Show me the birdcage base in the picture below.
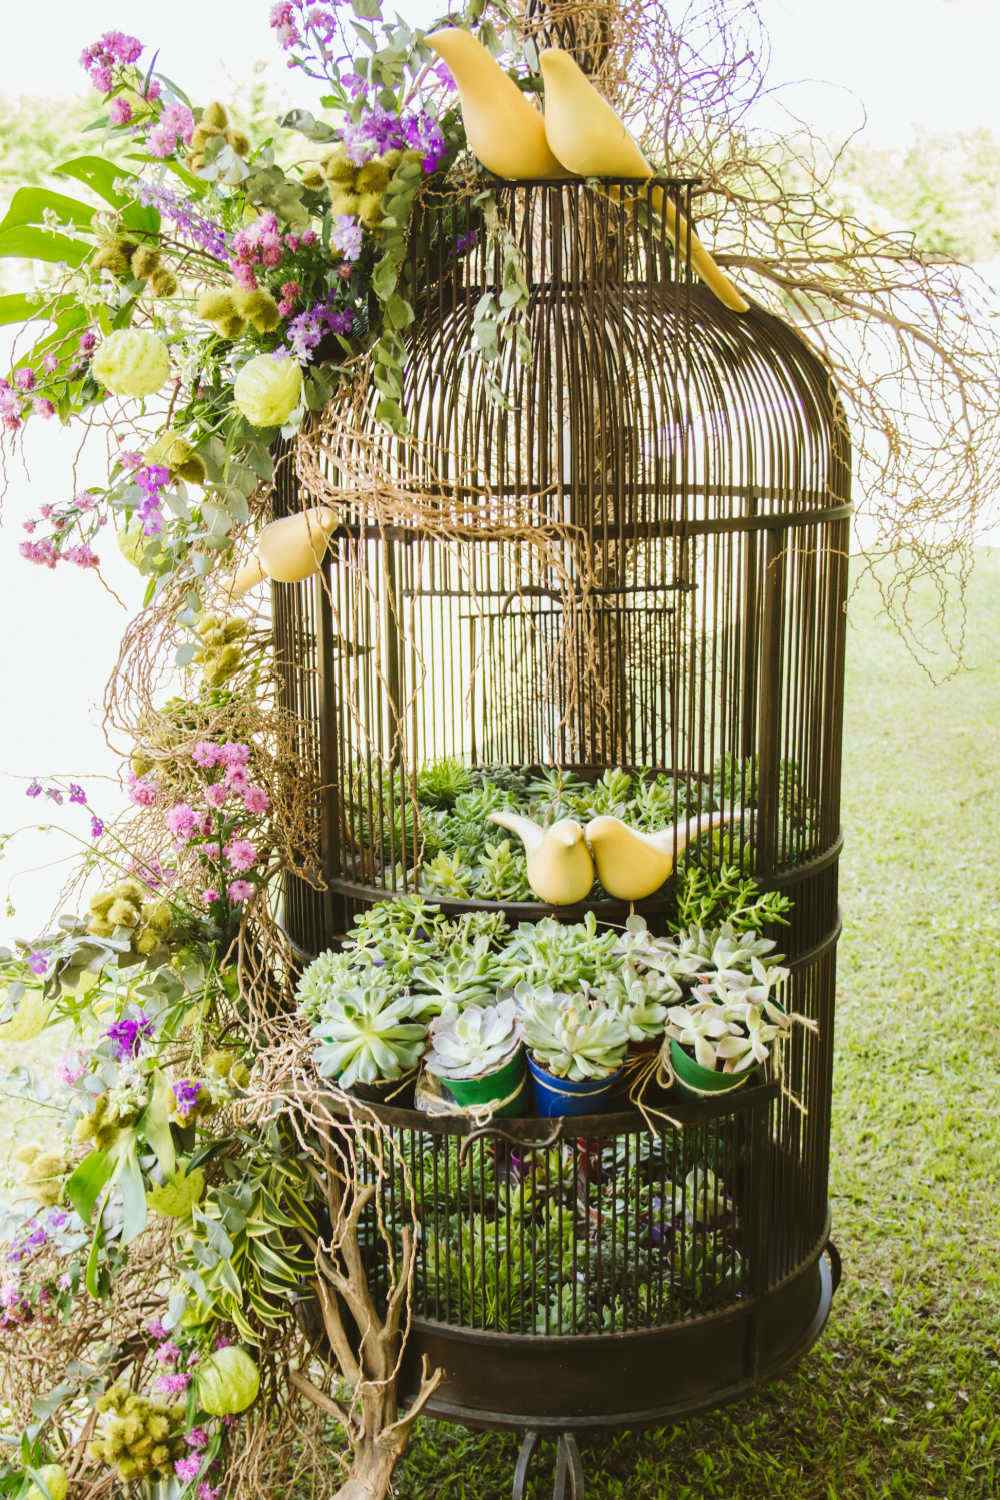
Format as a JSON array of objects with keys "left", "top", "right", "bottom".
[
  {"left": 512, "top": 1431, "right": 585, "bottom": 1500},
  {"left": 400, "top": 1239, "right": 839, "bottom": 1440}
]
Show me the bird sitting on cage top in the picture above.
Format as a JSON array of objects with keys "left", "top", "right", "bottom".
[
  {"left": 488, "top": 810, "right": 595, "bottom": 905},
  {"left": 226, "top": 505, "right": 338, "bottom": 600},
  {"left": 585, "top": 811, "right": 745, "bottom": 902}
]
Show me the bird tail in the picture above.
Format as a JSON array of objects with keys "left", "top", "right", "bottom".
[
  {"left": 225, "top": 556, "right": 266, "bottom": 602},
  {"left": 673, "top": 809, "right": 744, "bottom": 856},
  {"left": 647, "top": 185, "right": 749, "bottom": 313}
]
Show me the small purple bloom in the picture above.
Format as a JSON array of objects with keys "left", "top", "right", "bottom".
[
  {"left": 25, "top": 780, "right": 42, "bottom": 798},
  {"left": 27, "top": 951, "right": 49, "bottom": 976},
  {"left": 104, "top": 1010, "right": 155, "bottom": 1060},
  {"left": 68, "top": 783, "right": 87, "bottom": 805},
  {"left": 172, "top": 1079, "right": 202, "bottom": 1119},
  {"left": 90, "top": 815, "right": 104, "bottom": 839}
]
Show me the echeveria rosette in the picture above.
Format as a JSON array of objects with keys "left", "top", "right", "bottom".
[
  {"left": 665, "top": 1000, "right": 737, "bottom": 1071},
  {"left": 425, "top": 998, "right": 520, "bottom": 1081},
  {"left": 310, "top": 983, "right": 427, "bottom": 1088},
  {"left": 516, "top": 986, "right": 628, "bottom": 1081}
]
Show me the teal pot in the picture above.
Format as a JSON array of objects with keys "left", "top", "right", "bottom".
[
  {"left": 526, "top": 1052, "right": 624, "bottom": 1118},
  {"left": 436, "top": 1046, "right": 528, "bottom": 1119}
]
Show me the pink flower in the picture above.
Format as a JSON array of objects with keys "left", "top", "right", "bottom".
[
  {"left": 109, "top": 97, "right": 133, "bottom": 125},
  {"left": 156, "top": 1372, "right": 191, "bottom": 1395},
  {"left": 185, "top": 1427, "right": 209, "bottom": 1450},
  {"left": 57, "top": 1052, "right": 86, "bottom": 1087},
  {"left": 224, "top": 838, "right": 258, "bottom": 873},
  {"left": 174, "top": 1456, "right": 202, "bottom": 1482},
  {"left": 64, "top": 543, "right": 99, "bottom": 569},
  {"left": 227, "top": 879, "right": 254, "bottom": 903},
  {"left": 78, "top": 331, "right": 97, "bottom": 353},
  {"left": 14, "top": 367, "right": 35, "bottom": 391},
  {"left": 90, "top": 816, "right": 105, "bottom": 838},
  {"left": 128, "top": 771, "right": 158, "bottom": 807},
  {"left": 224, "top": 769, "right": 250, "bottom": 797},
  {"left": 201, "top": 888, "right": 220, "bottom": 905},
  {"left": 198, "top": 1486, "right": 221, "bottom": 1500},
  {"left": 149, "top": 102, "right": 194, "bottom": 159},
  {"left": 27, "top": 951, "right": 49, "bottom": 976},
  {"left": 156, "top": 1340, "right": 182, "bottom": 1364},
  {"left": 41, "top": 353, "right": 59, "bottom": 373},
  {"left": 200, "top": 842, "right": 221, "bottom": 862},
  {"left": 33, "top": 398, "right": 55, "bottom": 420},
  {"left": 242, "top": 784, "right": 270, "bottom": 814},
  {"left": 192, "top": 740, "right": 222, "bottom": 768},
  {"left": 205, "top": 782, "right": 229, "bottom": 809},
  {"left": 221, "top": 741, "right": 250, "bottom": 769},
  {"left": 165, "top": 802, "right": 198, "bottom": 842},
  {"left": 232, "top": 262, "right": 257, "bottom": 291},
  {"left": 147, "top": 1317, "right": 169, "bottom": 1339}
]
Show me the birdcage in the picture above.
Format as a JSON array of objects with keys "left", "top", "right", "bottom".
[{"left": 271, "top": 159, "right": 848, "bottom": 1493}]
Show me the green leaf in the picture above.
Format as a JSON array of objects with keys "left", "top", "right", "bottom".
[
  {"left": 138, "top": 1070, "right": 176, "bottom": 1177},
  {"left": 85, "top": 1209, "right": 106, "bottom": 1298},
  {"left": 115, "top": 1140, "right": 148, "bottom": 1245},
  {"left": 352, "top": 0, "right": 382, "bottom": 18},
  {"left": 54, "top": 155, "right": 132, "bottom": 208},
  {"left": 65, "top": 1149, "right": 115, "bottom": 1222},
  {"left": 0, "top": 225, "right": 88, "bottom": 267},
  {"left": 0, "top": 186, "right": 95, "bottom": 235},
  {"left": 148, "top": 1165, "right": 205, "bottom": 1218},
  {"left": 278, "top": 109, "right": 338, "bottom": 143},
  {"left": 384, "top": 293, "right": 414, "bottom": 330}
]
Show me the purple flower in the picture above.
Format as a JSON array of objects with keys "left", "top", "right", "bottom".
[
  {"left": 404, "top": 112, "right": 446, "bottom": 174},
  {"left": 25, "top": 780, "right": 42, "bottom": 798},
  {"left": 175, "top": 1456, "right": 202, "bottom": 1483},
  {"left": 227, "top": 879, "right": 255, "bottom": 904},
  {"left": 27, "top": 951, "right": 49, "bottom": 976},
  {"left": 104, "top": 1010, "right": 155, "bottom": 1061},
  {"left": 45, "top": 787, "right": 64, "bottom": 805},
  {"left": 331, "top": 215, "right": 363, "bottom": 262},
  {"left": 136, "top": 181, "right": 228, "bottom": 261},
  {"left": 342, "top": 71, "right": 367, "bottom": 100},
  {"left": 68, "top": 783, "right": 87, "bottom": 805},
  {"left": 454, "top": 229, "right": 478, "bottom": 256},
  {"left": 90, "top": 816, "right": 105, "bottom": 839},
  {"left": 172, "top": 1079, "right": 202, "bottom": 1119},
  {"left": 155, "top": 1339, "right": 182, "bottom": 1364},
  {"left": 185, "top": 1427, "right": 209, "bottom": 1450}
]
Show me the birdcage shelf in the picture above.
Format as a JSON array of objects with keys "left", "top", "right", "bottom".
[{"left": 274, "top": 161, "right": 848, "bottom": 1496}]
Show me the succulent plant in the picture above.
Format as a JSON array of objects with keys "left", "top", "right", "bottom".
[
  {"left": 416, "top": 756, "right": 473, "bottom": 808},
  {"left": 310, "top": 982, "right": 427, "bottom": 1088},
  {"left": 498, "top": 912, "right": 619, "bottom": 991},
  {"left": 296, "top": 946, "right": 399, "bottom": 1019},
  {"left": 425, "top": 998, "right": 520, "bottom": 1080},
  {"left": 419, "top": 850, "right": 473, "bottom": 899},
  {"left": 598, "top": 965, "right": 674, "bottom": 1042},
  {"left": 664, "top": 1000, "right": 737, "bottom": 1070},
  {"left": 474, "top": 837, "right": 532, "bottom": 900},
  {"left": 669, "top": 955, "right": 791, "bottom": 1073},
  {"left": 517, "top": 986, "right": 628, "bottom": 1080},
  {"left": 412, "top": 938, "right": 502, "bottom": 1014}
]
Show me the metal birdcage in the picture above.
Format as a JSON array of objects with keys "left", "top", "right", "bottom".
[{"left": 272, "top": 170, "right": 848, "bottom": 1494}]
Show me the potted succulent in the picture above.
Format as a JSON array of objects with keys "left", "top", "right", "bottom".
[
  {"left": 517, "top": 986, "right": 629, "bottom": 1117},
  {"left": 597, "top": 962, "right": 679, "bottom": 1057},
  {"left": 666, "top": 955, "right": 791, "bottom": 1097},
  {"left": 424, "top": 998, "right": 527, "bottom": 1117},
  {"left": 309, "top": 980, "right": 427, "bottom": 1102}
]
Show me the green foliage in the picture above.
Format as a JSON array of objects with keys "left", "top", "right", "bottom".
[{"left": 671, "top": 864, "right": 792, "bottom": 935}]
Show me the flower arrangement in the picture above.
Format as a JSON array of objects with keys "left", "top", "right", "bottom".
[{"left": 1, "top": 6, "right": 506, "bottom": 604}]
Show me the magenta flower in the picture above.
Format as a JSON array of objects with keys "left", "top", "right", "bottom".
[
  {"left": 198, "top": 1484, "right": 222, "bottom": 1500},
  {"left": 172, "top": 1079, "right": 202, "bottom": 1119},
  {"left": 104, "top": 1010, "right": 155, "bottom": 1060},
  {"left": 155, "top": 1340, "right": 182, "bottom": 1365},
  {"left": 27, "top": 951, "right": 49, "bottom": 976},
  {"left": 109, "top": 96, "right": 133, "bottom": 125},
  {"left": 227, "top": 879, "right": 255, "bottom": 904},
  {"left": 14, "top": 367, "right": 35, "bottom": 392},
  {"left": 78, "top": 331, "right": 97, "bottom": 354},
  {"left": 41, "top": 353, "right": 59, "bottom": 374},
  {"left": 157, "top": 1372, "right": 192, "bottom": 1395},
  {"left": 80, "top": 31, "right": 143, "bottom": 93},
  {"left": 25, "top": 780, "right": 42, "bottom": 798},
  {"left": 149, "top": 102, "right": 195, "bottom": 159},
  {"left": 201, "top": 888, "right": 221, "bottom": 905},
  {"left": 33, "top": 398, "right": 55, "bottom": 420},
  {"left": 90, "top": 816, "right": 104, "bottom": 838},
  {"left": 205, "top": 782, "right": 229, "bottom": 810},
  {"left": 128, "top": 771, "right": 159, "bottom": 807},
  {"left": 165, "top": 803, "right": 198, "bottom": 842},
  {"left": 147, "top": 1316, "right": 169, "bottom": 1339},
  {"left": 68, "top": 783, "right": 87, "bottom": 805},
  {"left": 175, "top": 1456, "right": 202, "bottom": 1483},
  {"left": 192, "top": 740, "right": 222, "bottom": 769},
  {"left": 242, "top": 784, "right": 270, "bottom": 814},
  {"left": 224, "top": 838, "right": 258, "bottom": 873},
  {"left": 221, "top": 742, "right": 250, "bottom": 770},
  {"left": 185, "top": 1427, "right": 209, "bottom": 1450}
]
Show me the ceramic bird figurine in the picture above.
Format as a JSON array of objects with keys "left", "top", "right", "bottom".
[
  {"left": 538, "top": 48, "right": 749, "bottom": 313},
  {"left": 488, "top": 811, "right": 595, "bottom": 905},
  {"left": 427, "top": 29, "right": 569, "bottom": 180},
  {"left": 227, "top": 506, "right": 338, "bottom": 600},
  {"left": 585, "top": 811, "right": 742, "bottom": 902}
]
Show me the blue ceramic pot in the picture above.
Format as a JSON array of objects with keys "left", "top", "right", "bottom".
[{"left": 526, "top": 1052, "right": 623, "bottom": 1118}]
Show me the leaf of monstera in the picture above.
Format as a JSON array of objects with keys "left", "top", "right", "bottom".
[
  {"left": 0, "top": 186, "right": 95, "bottom": 235},
  {"left": 0, "top": 225, "right": 89, "bottom": 267}
]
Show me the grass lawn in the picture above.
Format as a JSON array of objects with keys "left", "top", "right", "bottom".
[
  {"left": 2, "top": 557, "right": 997, "bottom": 1498},
  {"left": 394, "top": 553, "right": 1000, "bottom": 1499}
]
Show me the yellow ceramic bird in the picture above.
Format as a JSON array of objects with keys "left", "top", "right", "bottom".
[
  {"left": 538, "top": 48, "right": 749, "bottom": 313},
  {"left": 585, "top": 811, "right": 742, "bottom": 902},
  {"left": 427, "top": 29, "right": 568, "bottom": 180},
  {"left": 488, "top": 811, "right": 595, "bottom": 905},
  {"left": 227, "top": 506, "right": 338, "bottom": 600}
]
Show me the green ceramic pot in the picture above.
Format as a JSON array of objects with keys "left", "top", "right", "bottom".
[
  {"left": 437, "top": 1046, "right": 528, "bottom": 1118},
  {"left": 669, "top": 1038, "right": 754, "bottom": 1098}
]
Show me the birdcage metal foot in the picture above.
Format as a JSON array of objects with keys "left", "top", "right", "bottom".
[{"left": 512, "top": 1430, "right": 585, "bottom": 1500}]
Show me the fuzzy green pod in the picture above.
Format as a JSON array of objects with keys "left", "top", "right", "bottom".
[
  {"left": 144, "top": 430, "right": 206, "bottom": 485},
  {"left": 233, "top": 287, "right": 281, "bottom": 333},
  {"left": 196, "top": 1346, "right": 260, "bottom": 1415},
  {"left": 91, "top": 329, "right": 170, "bottom": 398},
  {"left": 149, "top": 267, "right": 178, "bottom": 299},
  {"left": 131, "top": 246, "right": 161, "bottom": 279},
  {"left": 27, "top": 1465, "right": 67, "bottom": 1500},
  {"left": 233, "top": 353, "right": 303, "bottom": 427}
]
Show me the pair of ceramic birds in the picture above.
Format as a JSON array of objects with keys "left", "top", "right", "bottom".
[
  {"left": 489, "top": 808, "right": 741, "bottom": 905},
  {"left": 428, "top": 29, "right": 748, "bottom": 315}
]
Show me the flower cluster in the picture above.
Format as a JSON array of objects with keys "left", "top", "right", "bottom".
[
  {"left": 229, "top": 210, "right": 317, "bottom": 290},
  {"left": 25, "top": 776, "right": 102, "bottom": 836},
  {"left": 135, "top": 180, "right": 229, "bottom": 260},
  {"left": 286, "top": 294, "right": 354, "bottom": 362},
  {"left": 342, "top": 105, "right": 446, "bottom": 174},
  {"left": 19, "top": 490, "right": 104, "bottom": 570},
  {"left": 149, "top": 102, "right": 196, "bottom": 159},
  {"left": 80, "top": 30, "right": 144, "bottom": 93}
]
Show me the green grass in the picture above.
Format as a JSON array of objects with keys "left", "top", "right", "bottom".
[
  {"left": 3, "top": 557, "right": 998, "bottom": 1497},
  {"left": 393, "top": 553, "right": 1000, "bottom": 1499}
]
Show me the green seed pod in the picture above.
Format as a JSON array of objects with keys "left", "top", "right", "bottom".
[
  {"left": 233, "top": 287, "right": 281, "bottom": 334},
  {"left": 141, "top": 899, "right": 173, "bottom": 933},
  {"left": 328, "top": 187, "right": 361, "bottom": 217},
  {"left": 227, "top": 128, "right": 251, "bottom": 157},
  {"left": 204, "top": 642, "right": 243, "bottom": 687},
  {"left": 355, "top": 158, "right": 391, "bottom": 193},
  {"left": 196, "top": 288, "right": 239, "bottom": 324},
  {"left": 216, "top": 311, "right": 246, "bottom": 341},
  {"left": 92, "top": 242, "right": 130, "bottom": 278},
  {"left": 144, "top": 431, "right": 206, "bottom": 485},
  {"left": 89, "top": 888, "right": 116, "bottom": 915},
  {"left": 301, "top": 164, "right": 325, "bottom": 190},
  {"left": 149, "top": 266, "right": 178, "bottom": 298},
  {"left": 131, "top": 245, "right": 162, "bottom": 279},
  {"left": 321, "top": 149, "right": 356, "bottom": 185},
  {"left": 357, "top": 190, "right": 384, "bottom": 226},
  {"left": 112, "top": 878, "right": 147, "bottom": 904},
  {"left": 202, "top": 99, "right": 229, "bottom": 130},
  {"left": 107, "top": 898, "right": 141, "bottom": 929}
]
